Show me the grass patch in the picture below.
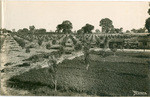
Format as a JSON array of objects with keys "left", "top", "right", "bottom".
[{"left": 6, "top": 51, "right": 150, "bottom": 96}]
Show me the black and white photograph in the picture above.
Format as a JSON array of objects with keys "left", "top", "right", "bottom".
[{"left": 0, "top": 1, "right": 150, "bottom": 96}]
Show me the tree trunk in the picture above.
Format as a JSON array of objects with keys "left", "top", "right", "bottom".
[
  {"left": 54, "top": 80, "right": 57, "bottom": 91},
  {"left": 86, "top": 64, "right": 89, "bottom": 70}
]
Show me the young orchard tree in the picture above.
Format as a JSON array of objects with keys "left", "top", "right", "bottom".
[
  {"left": 38, "top": 39, "right": 43, "bottom": 46},
  {"left": 83, "top": 43, "right": 90, "bottom": 70},
  {"left": 110, "top": 43, "right": 118, "bottom": 57},
  {"left": 47, "top": 55, "right": 58, "bottom": 91},
  {"left": 101, "top": 37, "right": 109, "bottom": 62},
  {"left": 25, "top": 47, "right": 30, "bottom": 53}
]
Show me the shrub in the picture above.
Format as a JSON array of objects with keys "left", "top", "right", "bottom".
[
  {"left": 46, "top": 43, "right": 51, "bottom": 49},
  {"left": 25, "top": 47, "right": 30, "bottom": 53},
  {"left": 74, "top": 43, "right": 82, "bottom": 51},
  {"left": 59, "top": 46, "right": 64, "bottom": 55},
  {"left": 109, "top": 43, "right": 118, "bottom": 56},
  {"left": 38, "top": 40, "right": 43, "bottom": 46},
  {"left": 52, "top": 40, "right": 57, "bottom": 45},
  {"left": 69, "top": 35, "right": 77, "bottom": 45}
]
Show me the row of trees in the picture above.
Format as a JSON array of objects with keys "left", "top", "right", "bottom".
[
  {"left": 0, "top": 28, "right": 12, "bottom": 34},
  {"left": 56, "top": 18, "right": 149, "bottom": 34},
  {"left": 2, "top": 7, "right": 150, "bottom": 35},
  {"left": 17, "top": 26, "right": 47, "bottom": 34},
  {"left": 57, "top": 18, "right": 124, "bottom": 34}
]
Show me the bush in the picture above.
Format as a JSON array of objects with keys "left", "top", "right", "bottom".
[
  {"left": 52, "top": 40, "right": 57, "bottom": 45},
  {"left": 25, "top": 47, "right": 30, "bottom": 53},
  {"left": 46, "top": 43, "right": 51, "bottom": 49},
  {"left": 38, "top": 40, "right": 43, "bottom": 46},
  {"left": 74, "top": 43, "right": 82, "bottom": 51},
  {"left": 59, "top": 46, "right": 64, "bottom": 54},
  {"left": 69, "top": 35, "right": 77, "bottom": 45}
]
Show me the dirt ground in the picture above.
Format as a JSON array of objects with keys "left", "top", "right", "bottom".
[
  {"left": 0, "top": 35, "right": 83, "bottom": 95},
  {"left": 1, "top": 35, "right": 150, "bottom": 96}
]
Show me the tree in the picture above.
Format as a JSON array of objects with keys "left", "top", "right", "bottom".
[
  {"left": 109, "top": 28, "right": 116, "bottom": 33},
  {"left": 38, "top": 39, "right": 43, "bottom": 46},
  {"left": 95, "top": 29, "right": 100, "bottom": 33},
  {"left": 77, "top": 29, "right": 84, "bottom": 34},
  {"left": 120, "top": 27, "right": 123, "bottom": 33},
  {"left": 114, "top": 27, "right": 123, "bottom": 33},
  {"left": 52, "top": 40, "right": 57, "bottom": 45},
  {"left": 145, "top": 18, "right": 150, "bottom": 33},
  {"left": 56, "top": 24, "right": 63, "bottom": 33},
  {"left": 131, "top": 29, "right": 137, "bottom": 33},
  {"left": 145, "top": 4, "right": 150, "bottom": 33},
  {"left": 74, "top": 43, "right": 82, "bottom": 51},
  {"left": 110, "top": 43, "right": 117, "bottom": 57},
  {"left": 17, "top": 29, "right": 23, "bottom": 33},
  {"left": 148, "top": 8, "right": 150, "bottom": 15},
  {"left": 46, "top": 43, "right": 51, "bottom": 50},
  {"left": 29, "top": 25, "right": 35, "bottom": 33},
  {"left": 82, "top": 23, "right": 94, "bottom": 34},
  {"left": 22, "top": 28, "right": 29, "bottom": 33},
  {"left": 2, "top": 28, "right": 7, "bottom": 33},
  {"left": 0, "top": 28, "right": 2, "bottom": 34},
  {"left": 47, "top": 55, "right": 58, "bottom": 91},
  {"left": 36, "top": 28, "right": 46, "bottom": 33},
  {"left": 25, "top": 47, "right": 30, "bottom": 53},
  {"left": 115, "top": 28, "right": 120, "bottom": 33},
  {"left": 83, "top": 43, "right": 90, "bottom": 70},
  {"left": 56, "top": 20, "right": 73, "bottom": 34},
  {"left": 7, "top": 30, "right": 12, "bottom": 33},
  {"left": 101, "top": 36, "right": 109, "bottom": 62},
  {"left": 99, "top": 18, "right": 114, "bottom": 33},
  {"left": 12, "top": 29, "right": 16, "bottom": 32},
  {"left": 137, "top": 28, "right": 146, "bottom": 33},
  {"left": 126, "top": 30, "right": 130, "bottom": 33}
]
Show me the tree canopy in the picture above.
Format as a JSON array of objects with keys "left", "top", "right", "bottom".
[
  {"left": 99, "top": 18, "right": 114, "bottom": 33},
  {"left": 145, "top": 17, "right": 150, "bottom": 33},
  {"left": 56, "top": 20, "right": 73, "bottom": 34},
  {"left": 145, "top": 5, "right": 150, "bottom": 33},
  {"left": 82, "top": 23, "right": 94, "bottom": 34},
  {"left": 29, "top": 25, "right": 35, "bottom": 31}
]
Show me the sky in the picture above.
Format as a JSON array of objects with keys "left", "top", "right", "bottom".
[{"left": 2, "top": 1, "right": 149, "bottom": 32}]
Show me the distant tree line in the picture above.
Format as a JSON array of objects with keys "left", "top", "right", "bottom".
[{"left": 2, "top": 6, "right": 150, "bottom": 35}]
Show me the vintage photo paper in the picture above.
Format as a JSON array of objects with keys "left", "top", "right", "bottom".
[{"left": 0, "top": 1, "right": 150, "bottom": 96}]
